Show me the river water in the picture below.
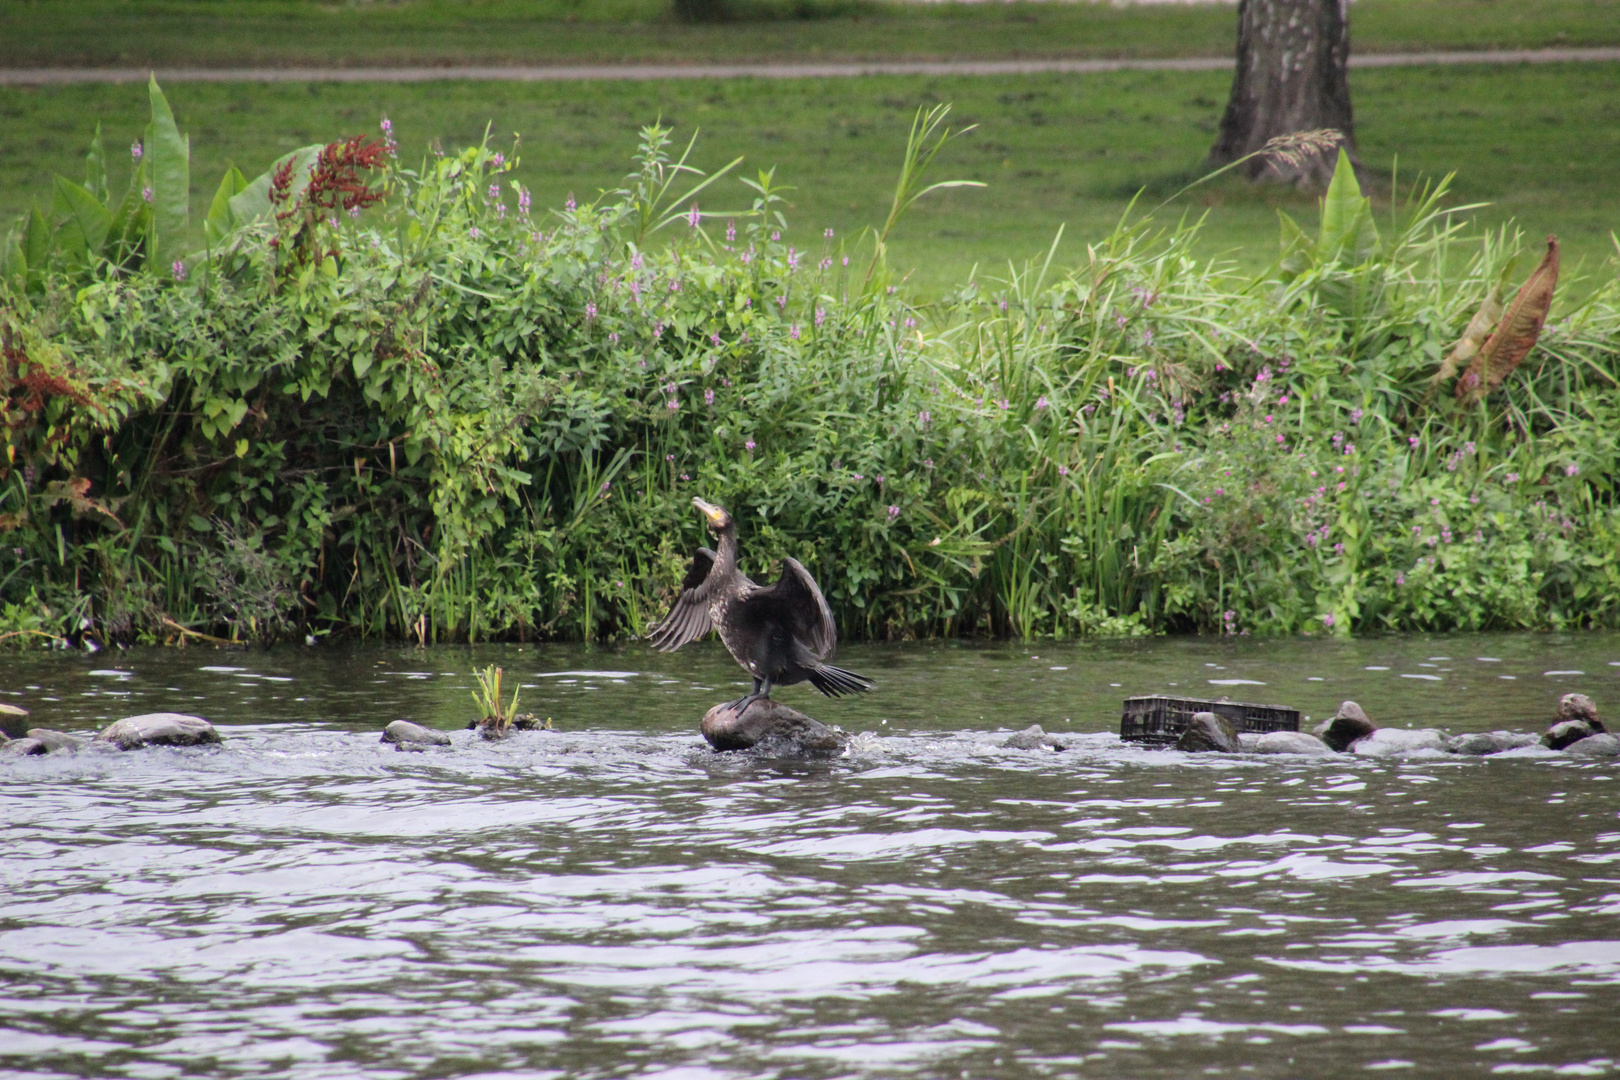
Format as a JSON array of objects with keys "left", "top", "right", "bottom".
[{"left": 3, "top": 632, "right": 1619, "bottom": 1079}]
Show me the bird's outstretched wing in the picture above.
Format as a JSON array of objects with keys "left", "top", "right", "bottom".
[
  {"left": 647, "top": 548, "right": 717, "bottom": 651},
  {"left": 735, "top": 556, "right": 837, "bottom": 660}
]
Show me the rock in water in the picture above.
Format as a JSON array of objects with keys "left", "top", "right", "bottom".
[
  {"left": 1003, "top": 724, "right": 1068, "bottom": 751},
  {"left": 1, "top": 737, "right": 47, "bottom": 757},
  {"left": 1557, "top": 693, "right": 1603, "bottom": 730},
  {"left": 26, "top": 729, "right": 84, "bottom": 753},
  {"left": 1542, "top": 719, "right": 1599, "bottom": 751},
  {"left": 97, "top": 713, "right": 221, "bottom": 751},
  {"left": 1176, "top": 711, "right": 1240, "bottom": 753},
  {"left": 381, "top": 719, "right": 452, "bottom": 750},
  {"left": 0, "top": 703, "right": 29, "bottom": 740},
  {"left": 1446, "top": 731, "right": 1539, "bottom": 756},
  {"left": 1314, "top": 701, "right": 1376, "bottom": 752},
  {"left": 701, "top": 699, "right": 848, "bottom": 757},
  {"left": 1351, "top": 728, "right": 1446, "bottom": 756},
  {"left": 1566, "top": 733, "right": 1620, "bottom": 757},
  {"left": 1250, "top": 731, "right": 1334, "bottom": 755}
]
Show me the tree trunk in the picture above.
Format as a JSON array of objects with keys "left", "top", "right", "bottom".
[{"left": 1209, "top": 0, "right": 1357, "bottom": 188}]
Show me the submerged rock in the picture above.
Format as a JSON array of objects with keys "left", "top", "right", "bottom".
[
  {"left": 0, "top": 703, "right": 29, "bottom": 740},
  {"left": 97, "top": 713, "right": 221, "bottom": 751},
  {"left": 701, "top": 699, "right": 848, "bottom": 757},
  {"left": 1351, "top": 728, "right": 1447, "bottom": 756},
  {"left": 381, "top": 719, "right": 452, "bottom": 750},
  {"left": 1542, "top": 720, "right": 1600, "bottom": 752},
  {"left": 1314, "top": 701, "right": 1377, "bottom": 753},
  {"left": 1003, "top": 724, "right": 1069, "bottom": 751},
  {"left": 1250, "top": 730, "right": 1335, "bottom": 755},
  {"left": 1, "top": 737, "right": 47, "bottom": 757},
  {"left": 1176, "top": 711, "right": 1240, "bottom": 753},
  {"left": 26, "top": 729, "right": 84, "bottom": 753},
  {"left": 1566, "top": 733, "right": 1620, "bottom": 757},
  {"left": 1446, "top": 731, "right": 1539, "bottom": 756}
]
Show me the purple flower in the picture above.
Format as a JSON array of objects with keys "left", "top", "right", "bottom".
[
  {"left": 887, "top": 505, "right": 900, "bottom": 521},
  {"left": 1034, "top": 396, "right": 1049, "bottom": 410},
  {"left": 726, "top": 221, "right": 736, "bottom": 243},
  {"left": 1395, "top": 572, "right": 1405, "bottom": 586},
  {"left": 600, "top": 480, "right": 611, "bottom": 494},
  {"left": 142, "top": 186, "right": 153, "bottom": 203},
  {"left": 852, "top": 473, "right": 864, "bottom": 481},
  {"left": 565, "top": 195, "right": 576, "bottom": 212},
  {"left": 815, "top": 307, "right": 826, "bottom": 327},
  {"left": 824, "top": 228, "right": 834, "bottom": 239},
  {"left": 790, "top": 324, "right": 801, "bottom": 340},
  {"left": 710, "top": 332, "right": 722, "bottom": 347},
  {"left": 608, "top": 332, "right": 619, "bottom": 344},
  {"left": 469, "top": 226, "right": 480, "bottom": 238},
  {"left": 875, "top": 475, "right": 885, "bottom": 486},
  {"left": 1057, "top": 465, "right": 1069, "bottom": 476},
  {"left": 687, "top": 204, "right": 701, "bottom": 228},
  {"left": 131, "top": 140, "right": 143, "bottom": 162},
  {"left": 704, "top": 388, "right": 715, "bottom": 406},
  {"left": 1566, "top": 463, "right": 1580, "bottom": 477},
  {"left": 745, "top": 439, "right": 756, "bottom": 452},
  {"left": 585, "top": 302, "right": 597, "bottom": 321},
  {"left": 1350, "top": 407, "right": 1363, "bottom": 423},
  {"left": 170, "top": 259, "right": 186, "bottom": 282},
  {"left": 1409, "top": 436, "right": 1420, "bottom": 447},
  {"left": 667, "top": 398, "right": 680, "bottom": 413},
  {"left": 1321, "top": 613, "right": 1336, "bottom": 629},
  {"left": 518, "top": 188, "right": 531, "bottom": 214},
  {"left": 788, "top": 248, "right": 799, "bottom": 270},
  {"left": 487, "top": 183, "right": 500, "bottom": 201}
]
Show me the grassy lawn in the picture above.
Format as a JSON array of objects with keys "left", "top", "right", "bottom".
[
  {"left": 1, "top": 0, "right": 1617, "bottom": 69},
  {"left": 4, "top": 63, "right": 1617, "bottom": 294}
]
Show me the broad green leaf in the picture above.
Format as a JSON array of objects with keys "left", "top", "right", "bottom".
[
  {"left": 23, "top": 206, "right": 51, "bottom": 269},
  {"left": 52, "top": 176, "right": 113, "bottom": 260},
  {"left": 85, "top": 122, "right": 108, "bottom": 204},
  {"left": 1277, "top": 210, "right": 1312, "bottom": 280},
  {"left": 230, "top": 145, "right": 322, "bottom": 227},
  {"left": 204, "top": 165, "right": 249, "bottom": 246},
  {"left": 0, "top": 220, "right": 24, "bottom": 287},
  {"left": 143, "top": 75, "right": 190, "bottom": 268},
  {"left": 1316, "top": 149, "right": 1379, "bottom": 265}
]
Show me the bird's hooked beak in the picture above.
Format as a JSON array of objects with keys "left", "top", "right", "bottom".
[{"left": 692, "top": 497, "right": 730, "bottom": 530}]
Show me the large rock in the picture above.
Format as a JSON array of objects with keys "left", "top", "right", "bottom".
[
  {"left": 1565, "top": 733, "right": 1620, "bottom": 757},
  {"left": 1003, "top": 724, "right": 1069, "bottom": 751},
  {"left": 1351, "top": 728, "right": 1447, "bottom": 756},
  {"left": 0, "top": 737, "right": 47, "bottom": 757},
  {"left": 1314, "top": 701, "right": 1376, "bottom": 752},
  {"left": 1250, "top": 730, "right": 1335, "bottom": 755},
  {"left": 0, "top": 703, "right": 29, "bottom": 739},
  {"left": 1446, "top": 731, "right": 1539, "bottom": 756},
  {"left": 701, "top": 699, "right": 848, "bottom": 757},
  {"left": 1176, "top": 711, "right": 1240, "bottom": 753},
  {"left": 1557, "top": 693, "right": 1603, "bottom": 730},
  {"left": 96, "top": 713, "right": 221, "bottom": 751},
  {"left": 1542, "top": 719, "right": 1599, "bottom": 751},
  {"left": 381, "top": 719, "right": 451, "bottom": 750},
  {"left": 26, "top": 729, "right": 84, "bottom": 754}
]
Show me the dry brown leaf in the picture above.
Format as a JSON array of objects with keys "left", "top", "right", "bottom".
[
  {"left": 1434, "top": 286, "right": 1504, "bottom": 386},
  {"left": 1457, "top": 236, "right": 1560, "bottom": 403}
]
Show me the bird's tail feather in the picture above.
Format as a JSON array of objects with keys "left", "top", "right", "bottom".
[{"left": 807, "top": 663, "right": 874, "bottom": 698}]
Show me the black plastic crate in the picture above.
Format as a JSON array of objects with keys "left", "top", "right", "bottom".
[{"left": 1120, "top": 695, "right": 1301, "bottom": 747}]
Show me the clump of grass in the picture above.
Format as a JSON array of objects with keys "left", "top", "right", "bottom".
[{"left": 471, "top": 665, "right": 521, "bottom": 739}]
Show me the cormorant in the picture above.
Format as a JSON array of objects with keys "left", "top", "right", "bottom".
[{"left": 649, "top": 497, "right": 874, "bottom": 710}]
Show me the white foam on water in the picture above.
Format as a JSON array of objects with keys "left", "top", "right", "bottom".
[
  {"left": 1400, "top": 674, "right": 1442, "bottom": 681},
  {"left": 87, "top": 669, "right": 131, "bottom": 677},
  {"left": 537, "top": 670, "right": 641, "bottom": 679},
  {"left": 199, "top": 665, "right": 245, "bottom": 673},
  {"left": 1544, "top": 670, "right": 1584, "bottom": 676},
  {"left": 1209, "top": 679, "right": 1265, "bottom": 686},
  {"left": 1366, "top": 666, "right": 1389, "bottom": 671}
]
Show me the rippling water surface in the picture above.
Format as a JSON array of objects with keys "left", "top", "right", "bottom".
[{"left": 3, "top": 633, "right": 1620, "bottom": 1079}]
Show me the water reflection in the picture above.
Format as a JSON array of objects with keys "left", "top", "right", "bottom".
[{"left": 1, "top": 634, "right": 1618, "bottom": 1079}]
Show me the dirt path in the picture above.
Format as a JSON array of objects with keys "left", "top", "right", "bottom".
[{"left": 2, "top": 46, "right": 1617, "bottom": 85}]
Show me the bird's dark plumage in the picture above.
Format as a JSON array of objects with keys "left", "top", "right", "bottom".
[{"left": 648, "top": 498, "right": 873, "bottom": 710}]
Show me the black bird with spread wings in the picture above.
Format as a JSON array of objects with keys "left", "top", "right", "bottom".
[{"left": 648, "top": 497, "right": 873, "bottom": 711}]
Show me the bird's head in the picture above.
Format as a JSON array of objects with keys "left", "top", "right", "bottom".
[{"left": 692, "top": 497, "right": 733, "bottom": 533}]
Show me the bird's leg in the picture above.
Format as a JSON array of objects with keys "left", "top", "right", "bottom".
[{"left": 726, "top": 677, "right": 764, "bottom": 712}]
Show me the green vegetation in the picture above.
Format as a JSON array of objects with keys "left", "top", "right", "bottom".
[
  {"left": 3, "top": 0, "right": 1617, "bottom": 68},
  {"left": 3, "top": 63, "right": 1618, "bottom": 294},
  {"left": 2, "top": 84, "right": 1617, "bottom": 646}
]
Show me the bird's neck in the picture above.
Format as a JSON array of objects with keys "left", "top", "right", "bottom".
[{"left": 713, "top": 526, "right": 739, "bottom": 576}]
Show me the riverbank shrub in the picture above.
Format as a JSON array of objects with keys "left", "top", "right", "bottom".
[{"left": 2, "top": 84, "right": 1617, "bottom": 646}]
